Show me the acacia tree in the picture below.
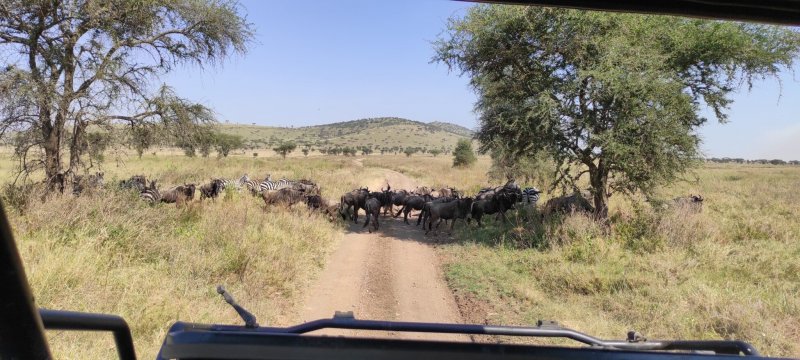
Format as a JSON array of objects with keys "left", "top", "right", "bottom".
[
  {"left": 0, "top": 0, "right": 252, "bottom": 190},
  {"left": 435, "top": 6, "right": 800, "bottom": 219},
  {"left": 214, "top": 133, "right": 244, "bottom": 157},
  {"left": 273, "top": 141, "right": 296, "bottom": 159}
]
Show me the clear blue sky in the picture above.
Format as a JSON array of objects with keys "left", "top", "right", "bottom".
[{"left": 163, "top": 0, "right": 800, "bottom": 160}]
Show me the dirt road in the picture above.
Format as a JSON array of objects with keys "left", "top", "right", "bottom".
[{"left": 298, "top": 166, "right": 468, "bottom": 341}]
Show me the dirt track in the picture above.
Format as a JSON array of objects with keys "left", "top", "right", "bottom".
[{"left": 298, "top": 166, "right": 468, "bottom": 341}]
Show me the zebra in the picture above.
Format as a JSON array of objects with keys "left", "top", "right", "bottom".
[
  {"left": 242, "top": 175, "right": 261, "bottom": 194},
  {"left": 259, "top": 177, "right": 292, "bottom": 192},
  {"left": 214, "top": 174, "right": 251, "bottom": 191},
  {"left": 140, "top": 180, "right": 161, "bottom": 203},
  {"left": 521, "top": 187, "right": 541, "bottom": 207}
]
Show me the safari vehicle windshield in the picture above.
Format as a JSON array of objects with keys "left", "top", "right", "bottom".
[{"left": 0, "top": 1, "right": 798, "bottom": 359}]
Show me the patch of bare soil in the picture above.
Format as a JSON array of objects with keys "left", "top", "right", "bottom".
[{"left": 296, "top": 169, "right": 469, "bottom": 341}]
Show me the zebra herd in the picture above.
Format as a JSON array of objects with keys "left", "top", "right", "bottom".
[
  {"left": 117, "top": 173, "right": 323, "bottom": 206},
  {"left": 212, "top": 174, "right": 301, "bottom": 194}
]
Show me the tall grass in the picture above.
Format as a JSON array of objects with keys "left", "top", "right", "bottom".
[
  {"left": 441, "top": 164, "right": 800, "bottom": 356},
  {"left": 4, "top": 151, "right": 799, "bottom": 358},
  {"left": 4, "top": 153, "right": 397, "bottom": 359}
]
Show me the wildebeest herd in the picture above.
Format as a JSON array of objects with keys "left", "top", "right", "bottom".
[
  {"left": 336, "top": 180, "right": 704, "bottom": 236},
  {"left": 338, "top": 180, "right": 543, "bottom": 235},
  {"left": 80, "top": 172, "right": 704, "bottom": 236}
]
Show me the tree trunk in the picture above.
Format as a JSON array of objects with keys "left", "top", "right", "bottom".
[
  {"left": 68, "top": 118, "right": 84, "bottom": 177},
  {"left": 589, "top": 160, "right": 610, "bottom": 220},
  {"left": 40, "top": 112, "right": 63, "bottom": 193}
]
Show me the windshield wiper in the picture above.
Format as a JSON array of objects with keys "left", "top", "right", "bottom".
[{"left": 216, "top": 285, "right": 259, "bottom": 328}]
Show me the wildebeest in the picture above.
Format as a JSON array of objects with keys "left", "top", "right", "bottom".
[
  {"left": 140, "top": 180, "right": 161, "bottom": 203},
  {"left": 469, "top": 191, "right": 518, "bottom": 227},
  {"left": 394, "top": 194, "right": 433, "bottom": 225},
  {"left": 541, "top": 193, "right": 594, "bottom": 217},
  {"left": 340, "top": 187, "right": 369, "bottom": 222},
  {"left": 160, "top": 184, "right": 196, "bottom": 204},
  {"left": 671, "top": 194, "right": 704, "bottom": 212},
  {"left": 420, "top": 196, "right": 458, "bottom": 230},
  {"left": 424, "top": 197, "right": 474, "bottom": 236},
  {"left": 262, "top": 188, "right": 306, "bottom": 208},
  {"left": 72, "top": 172, "right": 104, "bottom": 196},
  {"left": 293, "top": 179, "right": 321, "bottom": 195},
  {"left": 362, "top": 197, "right": 381, "bottom": 233},
  {"left": 200, "top": 179, "right": 224, "bottom": 200},
  {"left": 368, "top": 184, "right": 393, "bottom": 215},
  {"left": 476, "top": 179, "right": 522, "bottom": 205},
  {"left": 305, "top": 194, "right": 324, "bottom": 210},
  {"left": 388, "top": 189, "right": 409, "bottom": 215},
  {"left": 316, "top": 201, "right": 347, "bottom": 222},
  {"left": 120, "top": 175, "right": 147, "bottom": 192}
]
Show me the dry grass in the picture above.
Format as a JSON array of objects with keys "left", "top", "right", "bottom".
[
  {"left": 441, "top": 164, "right": 800, "bottom": 357},
  {"left": 3, "top": 153, "right": 400, "bottom": 359},
  {"left": 4, "top": 151, "right": 799, "bottom": 358}
]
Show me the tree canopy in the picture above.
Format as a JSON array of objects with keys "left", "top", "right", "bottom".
[
  {"left": 452, "top": 139, "right": 477, "bottom": 168},
  {"left": 435, "top": 5, "right": 800, "bottom": 218},
  {"left": 273, "top": 141, "right": 297, "bottom": 159},
  {"left": 215, "top": 133, "right": 245, "bottom": 157},
  {"left": 0, "top": 0, "right": 253, "bottom": 189}
]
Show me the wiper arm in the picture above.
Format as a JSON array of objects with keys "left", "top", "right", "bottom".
[{"left": 216, "top": 285, "right": 259, "bottom": 328}]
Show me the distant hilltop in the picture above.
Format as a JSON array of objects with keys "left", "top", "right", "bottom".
[{"left": 219, "top": 117, "right": 475, "bottom": 152}]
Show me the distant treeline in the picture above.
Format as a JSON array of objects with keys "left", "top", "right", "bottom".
[{"left": 705, "top": 158, "right": 800, "bottom": 165}]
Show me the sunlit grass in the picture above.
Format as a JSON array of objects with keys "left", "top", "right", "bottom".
[
  {"left": 440, "top": 164, "right": 800, "bottom": 356},
  {"left": 3, "top": 150, "right": 799, "bottom": 358}
]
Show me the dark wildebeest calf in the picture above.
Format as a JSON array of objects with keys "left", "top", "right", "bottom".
[
  {"left": 425, "top": 197, "right": 474, "bottom": 236},
  {"left": 362, "top": 197, "right": 381, "bottom": 233}
]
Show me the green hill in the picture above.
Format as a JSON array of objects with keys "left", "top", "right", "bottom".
[{"left": 219, "top": 117, "right": 474, "bottom": 152}]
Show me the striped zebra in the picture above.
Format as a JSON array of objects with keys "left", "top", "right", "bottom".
[
  {"left": 259, "top": 177, "right": 292, "bottom": 192},
  {"left": 521, "top": 187, "right": 541, "bottom": 207},
  {"left": 214, "top": 174, "right": 251, "bottom": 191},
  {"left": 242, "top": 175, "right": 261, "bottom": 194},
  {"left": 140, "top": 180, "right": 161, "bottom": 203}
]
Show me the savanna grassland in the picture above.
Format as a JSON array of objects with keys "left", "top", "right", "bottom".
[
  {"left": 440, "top": 164, "right": 800, "bottom": 356},
  {"left": 0, "top": 151, "right": 404, "bottom": 359},
  {"left": 2, "top": 150, "right": 799, "bottom": 358}
]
